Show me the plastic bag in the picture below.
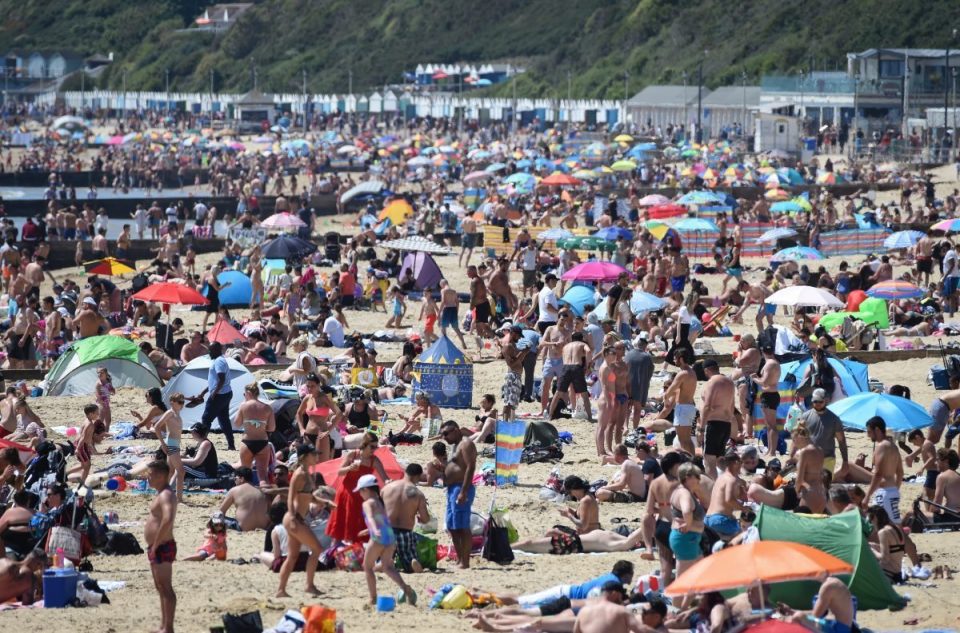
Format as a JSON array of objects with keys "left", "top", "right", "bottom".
[
  {"left": 333, "top": 542, "right": 364, "bottom": 572},
  {"left": 784, "top": 404, "right": 803, "bottom": 433}
]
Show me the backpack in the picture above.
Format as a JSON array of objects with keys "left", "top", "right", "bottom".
[
  {"left": 101, "top": 531, "right": 144, "bottom": 556},
  {"left": 947, "top": 355, "right": 960, "bottom": 380},
  {"left": 131, "top": 273, "right": 149, "bottom": 293}
]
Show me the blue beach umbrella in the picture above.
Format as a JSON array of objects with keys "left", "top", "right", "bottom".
[
  {"left": 629, "top": 291, "right": 667, "bottom": 315},
  {"left": 674, "top": 218, "right": 720, "bottom": 233},
  {"left": 883, "top": 230, "right": 925, "bottom": 249},
  {"left": 593, "top": 226, "right": 634, "bottom": 241},
  {"left": 559, "top": 285, "right": 597, "bottom": 317},
  {"left": 827, "top": 392, "right": 932, "bottom": 432}
]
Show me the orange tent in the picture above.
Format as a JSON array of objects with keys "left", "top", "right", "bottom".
[
  {"left": 206, "top": 319, "right": 247, "bottom": 346},
  {"left": 309, "top": 446, "right": 404, "bottom": 489},
  {"left": 665, "top": 541, "right": 852, "bottom": 596}
]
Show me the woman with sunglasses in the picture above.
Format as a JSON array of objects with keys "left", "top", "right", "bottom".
[
  {"left": 325, "top": 432, "right": 388, "bottom": 545},
  {"left": 295, "top": 374, "right": 342, "bottom": 463}
]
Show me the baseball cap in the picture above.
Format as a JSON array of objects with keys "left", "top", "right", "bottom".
[
  {"left": 83, "top": 296, "right": 97, "bottom": 306},
  {"left": 353, "top": 474, "right": 379, "bottom": 492},
  {"left": 767, "top": 458, "right": 782, "bottom": 471},
  {"left": 811, "top": 388, "right": 827, "bottom": 402}
]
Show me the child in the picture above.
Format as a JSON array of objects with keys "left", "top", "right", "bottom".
[
  {"left": 184, "top": 516, "right": 228, "bottom": 561},
  {"left": 355, "top": 474, "right": 417, "bottom": 606},
  {"left": 74, "top": 240, "right": 84, "bottom": 268},
  {"left": 153, "top": 392, "right": 185, "bottom": 501},
  {"left": 419, "top": 292, "right": 439, "bottom": 345},
  {"left": 384, "top": 286, "right": 406, "bottom": 330},
  {"left": 7, "top": 398, "right": 45, "bottom": 448},
  {"left": 72, "top": 404, "right": 104, "bottom": 485},
  {"left": 95, "top": 366, "right": 116, "bottom": 429}
]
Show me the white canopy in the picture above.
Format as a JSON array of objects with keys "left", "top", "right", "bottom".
[
  {"left": 379, "top": 235, "right": 452, "bottom": 254},
  {"left": 765, "top": 286, "right": 844, "bottom": 308}
]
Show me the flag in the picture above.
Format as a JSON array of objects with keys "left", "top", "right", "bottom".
[{"left": 495, "top": 420, "right": 525, "bottom": 486}]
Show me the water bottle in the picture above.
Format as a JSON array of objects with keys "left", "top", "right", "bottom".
[
  {"left": 429, "top": 584, "right": 454, "bottom": 609},
  {"left": 55, "top": 547, "right": 65, "bottom": 568}
]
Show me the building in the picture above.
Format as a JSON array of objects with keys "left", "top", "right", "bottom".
[
  {"left": 701, "top": 85, "right": 761, "bottom": 134},
  {"left": 759, "top": 72, "right": 855, "bottom": 131},
  {"left": 754, "top": 113, "right": 801, "bottom": 154},
  {"left": 195, "top": 3, "right": 253, "bottom": 32},
  {"left": 4, "top": 50, "right": 85, "bottom": 79},
  {"left": 412, "top": 62, "right": 524, "bottom": 86},
  {"left": 234, "top": 89, "right": 275, "bottom": 125},
  {"left": 626, "top": 84, "right": 705, "bottom": 130}
]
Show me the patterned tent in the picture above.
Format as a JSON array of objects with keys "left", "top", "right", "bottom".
[{"left": 411, "top": 335, "right": 473, "bottom": 408}]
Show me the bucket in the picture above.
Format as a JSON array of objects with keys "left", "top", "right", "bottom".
[
  {"left": 43, "top": 569, "right": 78, "bottom": 608},
  {"left": 376, "top": 595, "right": 395, "bottom": 612}
]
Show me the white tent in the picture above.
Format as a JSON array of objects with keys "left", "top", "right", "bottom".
[{"left": 162, "top": 355, "right": 254, "bottom": 430}]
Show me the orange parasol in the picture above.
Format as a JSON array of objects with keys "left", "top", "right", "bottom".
[
  {"left": 665, "top": 541, "right": 852, "bottom": 597},
  {"left": 206, "top": 318, "right": 247, "bottom": 346}
]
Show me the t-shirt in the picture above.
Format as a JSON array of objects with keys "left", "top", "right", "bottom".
[
  {"left": 519, "top": 329, "right": 540, "bottom": 354},
  {"left": 569, "top": 572, "right": 619, "bottom": 600},
  {"left": 208, "top": 355, "right": 232, "bottom": 395},
  {"left": 945, "top": 249, "right": 960, "bottom": 278},
  {"left": 340, "top": 272, "right": 357, "bottom": 296},
  {"left": 323, "top": 316, "right": 345, "bottom": 347},
  {"left": 194, "top": 202, "right": 208, "bottom": 222},
  {"left": 537, "top": 287, "right": 559, "bottom": 323},
  {"left": 641, "top": 457, "right": 663, "bottom": 478},
  {"left": 801, "top": 408, "right": 841, "bottom": 459},
  {"left": 521, "top": 247, "right": 537, "bottom": 271}
]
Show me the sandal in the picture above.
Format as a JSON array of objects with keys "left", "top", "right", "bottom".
[{"left": 610, "top": 517, "right": 628, "bottom": 524}]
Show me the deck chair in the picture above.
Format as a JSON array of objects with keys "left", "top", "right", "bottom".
[
  {"left": 700, "top": 304, "right": 731, "bottom": 337},
  {"left": 908, "top": 497, "right": 960, "bottom": 533}
]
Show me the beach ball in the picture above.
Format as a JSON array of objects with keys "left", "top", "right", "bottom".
[{"left": 65, "top": 427, "right": 78, "bottom": 437}]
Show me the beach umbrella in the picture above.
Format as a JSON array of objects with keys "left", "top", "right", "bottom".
[
  {"left": 647, "top": 203, "right": 687, "bottom": 219},
  {"left": 677, "top": 191, "right": 723, "bottom": 206},
  {"left": 613, "top": 134, "right": 634, "bottom": 143},
  {"left": 644, "top": 220, "right": 670, "bottom": 240},
  {"left": 866, "top": 280, "right": 923, "bottom": 300},
  {"left": 666, "top": 541, "right": 851, "bottom": 597},
  {"left": 261, "top": 235, "right": 317, "bottom": 259},
  {"left": 756, "top": 227, "right": 798, "bottom": 243},
  {"left": 827, "top": 392, "right": 932, "bottom": 432},
  {"left": 206, "top": 318, "right": 247, "bottom": 346},
  {"left": 572, "top": 169, "right": 598, "bottom": 181},
  {"left": 485, "top": 162, "right": 508, "bottom": 172},
  {"left": 816, "top": 171, "right": 837, "bottom": 185},
  {"left": 791, "top": 195, "right": 813, "bottom": 211},
  {"left": 765, "top": 188, "right": 790, "bottom": 200},
  {"left": 931, "top": 218, "right": 960, "bottom": 233},
  {"left": 504, "top": 172, "right": 537, "bottom": 188},
  {"left": 558, "top": 236, "right": 616, "bottom": 252},
  {"left": 742, "top": 622, "right": 811, "bottom": 633},
  {"left": 770, "top": 246, "right": 824, "bottom": 262},
  {"left": 638, "top": 194, "right": 671, "bottom": 207},
  {"left": 540, "top": 172, "right": 582, "bottom": 186},
  {"left": 770, "top": 201, "right": 804, "bottom": 214},
  {"left": 765, "top": 286, "right": 843, "bottom": 308},
  {"left": 559, "top": 285, "right": 597, "bottom": 317},
  {"left": 537, "top": 227, "right": 574, "bottom": 241},
  {"left": 260, "top": 212, "right": 306, "bottom": 230},
  {"left": 407, "top": 155, "right": 432, "bottom": 167},
  {"left": 84, "top": 257, "right": 136, "bottom": 276},
  {"left": 609, "top": 159, "right": 637, "bottom": 172},
  {"left": 883, "top": 230, "right": 925, "bottom": 249},
  {"left": 781, "top": 356, "right": 869, "bottom": 396},
  {"left": 463, "top": 170, "right": 492, "bottom": 183},
  {"left": 629, "top": 291, "right": 667, "bottom": 315},
  {"left": 593, "top": 226, "right": 634, "bottom": 241},
  {"left": 133, "top": 282, "right": 208, "bottom": 306},
  {"left": 560, "top": 261, "right": 631, "bottom": 282},
  {"left": 336, "top": 144, "right": 359, "bottom": 154},
  {"left": 379, "top": 199, "right": 415, "bottom": 225},
  {"left": 674, "top": 218, "right": 720, "bottom": 233}
]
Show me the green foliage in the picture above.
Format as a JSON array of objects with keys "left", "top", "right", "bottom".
[{"left": 0, "top": 0, "right": 959, "bottom": 97}]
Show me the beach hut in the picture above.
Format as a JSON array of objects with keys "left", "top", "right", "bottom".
[
  {"left": 398, "top": 251, "right": 443, "bottom": 290},
  {"left": 42, "top": 336, "right": 162, "bottom": 396},
  {"left": 411, "top": 335, "right": 472, "bottom": 409},
  {"left": 163, "top": 355, "right": 254, "bottom": 430}
]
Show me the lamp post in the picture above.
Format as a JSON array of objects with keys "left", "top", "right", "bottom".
[
  {"left": 947, "top": 29, "right": 957, "bottom": 150},
  {"left": 852, "top": 73, "right": 860, "bottom": 159},
  {"left": 623, "top": 70, "right": 629, "bottom": 129},
  {"left": 741, "top": 69, "right": 748, "bottom": 137},
  {"left": 165, "top": 68, "right": 170, "bottom": 112},
  {"left": 121, "top": 69, "right": 127, "bottom": 123},
  {"left": 302, "top": 68, "right": 308, "bottom": 134},
  {"left": 682, "top": 70, "right": 688, "bottom": 142},
  {"left": 799, "top": 69, "right": 805, "bottom": 132},
  {"left": 696, "top": 55, "right": 704, "bottom": 143}
]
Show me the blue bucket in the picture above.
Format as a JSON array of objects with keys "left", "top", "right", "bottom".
[
  {"left": 43, "top": 569, "right": 78, "bottom": 608},
  {"left": 376, "top": 594, "right": 396, "bottom": 612}
]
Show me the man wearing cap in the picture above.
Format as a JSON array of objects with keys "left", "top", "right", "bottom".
[
  {"left": 75, "top": 295, "right": 108, "bottom": 339},
  {"left": 801, "top": 388, "right": 847, "bottom": 476},
  {"left": 751, "top": 345, "right": 781, "bottom": 456},
  {"left": 626, "top": 336, "right": 654, "bottom": 429},
  {"left": 573, "top": 580, "right": 633, "bottom": 633},
  {"left": 700, "top": 359, "right": 736, "bottom": 478}
]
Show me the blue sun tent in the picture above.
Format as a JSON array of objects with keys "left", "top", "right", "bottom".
[
  {"left": 215, "top": 270, "right": 253, "bottom": 308},
  {"left": 411, "top": 335, "right": 473, "bottom": 408}
]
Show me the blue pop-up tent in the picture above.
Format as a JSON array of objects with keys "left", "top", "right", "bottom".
[{"left": 411, "top": 335, "right": 472, "bottom": 408}]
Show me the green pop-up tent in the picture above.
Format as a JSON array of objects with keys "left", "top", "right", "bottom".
[
  {"left": 755, "top": 506, "right": 905, "bottom": 610},
  {"left": 817, "top": 297, "right": 889, "bottom": 331}
]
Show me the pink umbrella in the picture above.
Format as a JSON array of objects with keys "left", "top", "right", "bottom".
[
  {"left": 560, "top": 261, "right": 632, "bottom": 282},
  {"left": 463, "top": 170, "right": 493, "bottom": 183},
  {"left": 107, "top": 135, "right": 124, "bottom": 145},
  {"left": 638, "top": 194, "right": 671, "bottom": 207},
  {"left": 260, "top": 212, "right": 306, "bottom": 230}
]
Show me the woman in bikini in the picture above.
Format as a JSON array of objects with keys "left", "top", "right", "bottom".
[
  {"left": 131, "top": 387, "right": 167, "bottom": 438},
  {"left": 867, "top": 505, "right": 907, "bottom": 584},
  {"left": 276, "top": 442, "right": 324, "bottom": 598},
  {"left": 235, "top": 383, "right": 276, "bottom": 485},
  {"left": 295, "top": 374, "right": 343, "bottom": 463},
  {"left": 153, "top": 392, "right": 185, "bottom": 501}
]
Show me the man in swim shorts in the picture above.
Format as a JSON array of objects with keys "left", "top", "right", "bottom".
[
  {"left": 663, "top": 348, "right": 698, "bottom": 455},
  {"left": 927, "top": 383, "right": 960, "bottom": 445},
  {"left": 700, "top": 359, "right": 736, "bottom": 478},
  {"left": 145, "top": 460, "right": 178, "bottom": 633},
  {"left": 865, "top": 417, "right": 903, "bottom": 523},
  {"left": 441, "top": 420, "right": 477, "bottom": 569}
]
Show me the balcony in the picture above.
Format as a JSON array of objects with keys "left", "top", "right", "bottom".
[{"left": 761, "top": 75, "right": 856, "bottom": 95}]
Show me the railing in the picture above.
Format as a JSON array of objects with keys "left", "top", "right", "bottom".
[{"left": 761, "top": 76, "right": 856, "bottom": 94}]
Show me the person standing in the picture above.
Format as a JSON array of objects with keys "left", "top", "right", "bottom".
[
  {"left": 145, "top": 460, "right": 178, "bottom": 633},
  {"left": 459, "top": 215, "right": 478, "bottom": 267},
  {"left": 189, "top": 342, "right": 235, "bottom": 451},
  {"left": 496, "top": 325, "right": 528, "bottom": 422},
  {"left": 801, "top": 388, "right": 848, "bottom": 476},
  {"left": 538, "top": 310, "right": 572, "bottom": 417},
  {"left": 536, "top": 273, "right": 560, "bottom": 334},
  {"left": 700, "top": 360, "right": 736, "bottom": 478},
  {"left": 438, "top": 279, "right": 467, "bottom": 349},
  {"left": 865, "top": 417, "right": 904, "bottom": 524},
  {"left": 326, "top": 433, "right": 389, "bottom": 544},
  {"left": 626, "top": 336, "right": 654, "bottom": 429},
  {"left": 704, "top": 452, "right": 746, "bottom": 541},
  {"left": 201, "top": 265, "right": 230, "bottom": 331},
  {"left": 382, "top": 463, "right": 431, "bottom": 574},
  {"left": 519, "top": 324, "right": 541, "bottom": 403},
  {"left": 751, "top": 346, "right": 781, "bottom": 455},
  {"left": 467, "top": 264, "right": 495, "bottom": 341},
  {"left": 943, "top": 241, "right": 960, "bottom": 317},
  {"left": 662, "top": 348, "right": 697, "bottom": 455},
  {"left": 440, "top": 420, "right": 477, "bottom": 569}
]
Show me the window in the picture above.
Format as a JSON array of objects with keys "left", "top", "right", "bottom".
[{"left": 879, "top": 60, "right": 904, "bottom": 78}]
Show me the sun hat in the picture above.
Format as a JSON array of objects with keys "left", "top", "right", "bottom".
[{"left": 353, "top": 473, "right": 379, "bottom": 492}]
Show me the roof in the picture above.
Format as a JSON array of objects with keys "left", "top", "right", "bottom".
[
  {"left": 702, "top": 86, "right": 761, "bottom": 107},
  {"left": 417, "top": 335, "right": 469, "bottom": 365},
  {"left": 6, "top": 49, "right": 83, "bottom": 60},
  {"left": 237, "top": 89, "right": 274, "bottom": 105},
  {"left": 627, "top": 85, "right": 708, "bottom": 107},
  {"left": 852, "top": 48, "right": 954, "bottom": 60}
]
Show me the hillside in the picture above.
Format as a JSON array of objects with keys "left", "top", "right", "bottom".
[{"left": 2, "top": 0, "right": 960, "bottom": 99}]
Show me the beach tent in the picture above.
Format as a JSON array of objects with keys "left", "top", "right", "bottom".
[
  {"left": 755, "top": 506, "right": 905, "bottom": 610},
  {"left": 213, "top": 270, "right": 252, "bottom": 308},
  {"left": 752, "top": 355, "right": 868, "bottom": 424},
  {"left": 398, "top": 251, "right": 443, "bottom": 290},
  {"left": 43, "top": 336, "right": 161, "bottom": 396},
  {"left": 559, "top": 284, "right": 598, "bottom": 316},
  {"left": 162, "top": 355, "right": 254, "bottom": 430},
  {"left": 817, "top": 297, "right": 889, "bottom": 331},
  {"left": 411, "top": 335, "right": 472, "bottom": 408},
  {"left": 311, "top": 447, "right": 403, "bottom": 488}
]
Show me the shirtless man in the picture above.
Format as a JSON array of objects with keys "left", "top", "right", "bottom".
[
  {"left": 732, "top": 279, "right": 774, "bottom": 331},
  {"left": 731, "top": 334, "right": 761, "bottom": 439},
  {"left": 440, "top": 420, "right": 477, "bottom": 569},
  {"left": 539, "top": 310, "right": 573, "bottom": 417},
  {"left": 218, "top": 466, "right": 270, "bottom": 531},
  {"left": 704, "top": 452, "right": 745, "bottom": 541},
  {"left": 437, "top": 279, "right": 467, "bottom": 348},
  {"left": 926, "top": 382, "right": 960, "bottom": 446},
  {"left": 382, "top": 463, "right": 431, "bottom": 573},
  {"left": 497, "top": 325, "right": 529, "bottom": 422},
  {"left": 572, "top": 582, "right": 635, "bottom": 633},
  {"left": 550, "top": 332, "right": 594, "bottom": 423},
  {"left": 0, "top": 548, "right": 46, "bottom": 604},
  {"left": 663, "top": 348, "right": 697, "bottom": 455},
  {"left": 865, "top": 417, "right": 904, "bottom": 524},
  {"left": 460, "top": 215, "right": 478, "bottom": 267},
  {"left": 612, "top": 342, "right": 630, "bottom": 447},
  {"left": 915, "top": 234, "right": 935, "bottom": 286},
  {"left": 489, "top": 258, "right": 517, "bottom": 317},
  {"left": 700, "top": 360, "right": 736, "bottom": 478},
  {"left": 23, "top": 255, "right": 45, "bottom": 300},
  {"left": 467, "top": 265, "right": 495, "bottom": 341},
  {"left": 145, "top": 460, "right": 178, "bottom": 633},
  {"left": 0, "top": 386, "right": 18, "bottom": 435},
  {"left": 641, "top": 452, "right": 685, "bottom": 582},
  {"left": 597, "top": 444, "right": 648, "bottom": 502},
  {"left": 932, "top": 448, "right": 960, "bottom": 520},
  {"left": 669, "top": 248, "right": 690, "bottom": 294},
  {"left": 752, "top": 346, "right": 781, "bottom": 456},
  {"left": 75, "top": 296, "right": 108, "bottom": 338}
]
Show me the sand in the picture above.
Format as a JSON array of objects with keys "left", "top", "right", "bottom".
[{"left": 5, "top": 165, "right": 960, "bottom": 632}]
